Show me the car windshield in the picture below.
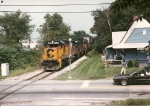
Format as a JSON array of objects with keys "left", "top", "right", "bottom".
[
  {"left": 130, "top": 70, "right": 139, "bottom": 76},
  {"left": 130, "top": 69, "right": 146, "bottom": 76}
]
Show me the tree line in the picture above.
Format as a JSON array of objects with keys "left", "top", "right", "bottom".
[
  {"left": 0, "top": 10, "right": 91, "bottom": 45},
  {"left": 90, "top": 0, "right": 150, "bottom": 53},
  {"left": 0, "top": 9, "right": 91, "bottom": 72}
]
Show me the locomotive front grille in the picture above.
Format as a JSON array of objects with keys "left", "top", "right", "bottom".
[{"left": 41, "top": 60, "right": 59, "bottom": 66}]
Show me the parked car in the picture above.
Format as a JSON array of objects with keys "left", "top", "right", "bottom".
[{"left": 113, "top": 69, "right": 150, "bottom": 86}]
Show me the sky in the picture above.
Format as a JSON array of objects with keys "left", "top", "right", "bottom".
[{"left": 0, "top": 0, "right": 115, "bottom": 41}]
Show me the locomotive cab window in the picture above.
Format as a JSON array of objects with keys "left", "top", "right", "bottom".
[{"left": 49, "top": 44, "right": 59, "bottom": 47}]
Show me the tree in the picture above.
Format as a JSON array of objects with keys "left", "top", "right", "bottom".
[
  {"left": 71, "top": 30, "right": 90, "bottom": 41},
  {"left": 90, "top": 9, "right": 112, "bottom": 53},
  {"left": 37, "top": 13, "right": 71, "bottom": 43},
  {"left": 0, "top": 10, "right": 35, "bottom": 45},
  {"left": 90, "top": 2, "right": 150, "bottom": 53},
  {"left": 110, "top": 0, "right": 150, "bottom": 18}
]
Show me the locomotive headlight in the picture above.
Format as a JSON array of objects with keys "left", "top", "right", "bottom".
[
  {"left": 69, "top": 38, "right": 72, "bottom": 42},
  {"left": 52, "top": 41, "right": 54, "bottom": 44}
]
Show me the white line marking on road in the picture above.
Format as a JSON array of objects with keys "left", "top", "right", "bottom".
[{"left": 80, "top": 80, "right": 90, "bottom": 88}]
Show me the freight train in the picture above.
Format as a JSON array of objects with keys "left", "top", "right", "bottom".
[{"left": 41, "top": 37, "right": 93, "bottom": 71}]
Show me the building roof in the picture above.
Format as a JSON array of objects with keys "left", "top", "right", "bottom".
[
  {"left": 113, "top": 43, "right": 147, "bottom": 50},
  {"left": 125, "top": 27, "right": 150, "bottom": 43},
  {"left": 113, "top": 18, "right": 150, "bottom": 49},
  {"left": 106, "top": 31, "right": 126, "bottom": 48},
  {"left": 112, "top": 31, "right": 126, "bottom": 45}
]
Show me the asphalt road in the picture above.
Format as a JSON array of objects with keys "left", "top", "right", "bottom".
[{"left": 0, "top": 78, "right": 150, "bottom": 106}]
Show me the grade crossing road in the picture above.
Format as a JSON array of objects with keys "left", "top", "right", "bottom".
[{"left": 0, "top": 79, "right": 150, "bottom": 106}]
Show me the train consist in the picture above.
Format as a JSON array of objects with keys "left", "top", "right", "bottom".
[{"left": 41, "top": 37, "right": 93, "bottom": 71}]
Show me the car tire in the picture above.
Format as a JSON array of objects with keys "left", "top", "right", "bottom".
[{"left": 121, "top": 79, "right": 127, "bottom": 86}]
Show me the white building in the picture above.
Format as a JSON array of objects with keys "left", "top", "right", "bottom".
[{"left": 22, "top": 40, "right": 40, "bottom": 50}]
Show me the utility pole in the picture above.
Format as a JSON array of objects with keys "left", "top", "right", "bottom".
[
  {"left": 46, "top": 23, "right": 49, "bottom": 41},
  {"left": 46, "top": 23, "right": 53, "bottom": 41}
]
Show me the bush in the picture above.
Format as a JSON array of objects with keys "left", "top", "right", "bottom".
[
  {"left": 134, "top": 57, "right": 139, "bottom": 67},
  {"left": 127, "top": 60, "right": 133, "bottom": 68},
  {"left": 0, "top": 45, "right": 41, "bottom": 71}
]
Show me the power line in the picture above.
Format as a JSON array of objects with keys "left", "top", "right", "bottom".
[
  {"left": 0, "top": 10, "right": 110, "bottom": 13},
  {"left": 0, "top": 11, "right": 91, "bottom": 13},
  {"left": 0, "top": 3, "right": 111, "bottom": 6}
]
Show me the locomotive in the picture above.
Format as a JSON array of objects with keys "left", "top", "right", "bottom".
[{"left": 41, "top": 37, "right": 93, "bottom": 71}]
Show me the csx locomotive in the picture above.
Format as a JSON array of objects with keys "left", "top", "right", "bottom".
[{"left": 41, "top": 37, "right": 93, "bottom": 71}]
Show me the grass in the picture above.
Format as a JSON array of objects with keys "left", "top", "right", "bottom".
[
  {"left": 0, "top": 65, "right": 41, "bottom": 80},
  {"left": 109, "top": 98, "right": 150, "bottom": 106},
  {"left": 54, "top": 51, "right": 139, "bottom": 80}
]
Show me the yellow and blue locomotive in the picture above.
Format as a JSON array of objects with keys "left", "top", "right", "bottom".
[{"left": 41, "top": 37, "right": 93, "bottom": 71}]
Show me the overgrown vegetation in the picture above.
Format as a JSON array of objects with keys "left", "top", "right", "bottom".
[
  {"left": 0, "top": 45, "right": 41, "bottom": 78},
  {"left": 109, "top": 98, "right": 150, "bottom": 106}
]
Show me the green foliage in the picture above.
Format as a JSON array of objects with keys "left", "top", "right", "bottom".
[
  {"left": 37, "top": 13, "right": 71, "bottom": 43},
  {"left": 134, "top": 57, "right": 139, "bottom": 67},
  {"left": 127, "top": 60, "right": 133, "bottom": 68},
  {"left": 90, "top": 9, "right": 113, "bottom": 53},
  {"left": 91, "top": 2, "right": 150, "bottom": 53},
  {"left": 110, "top": 98, "right": 150, "bottom": 106},
  {"left": 71, "top": 30, "right": 91, "bottom": 41},
  {"left": 0, "top": 45, "right": 41, "bottom": 71},
  {"left": 0, "top": 10, "right": 35, "bottom": 45},
  {"left": 93, "top": 34, "right": 112, "bottom": 53},
  {"left": 110, "top": 0, "right": 150, "bottom": 18}
]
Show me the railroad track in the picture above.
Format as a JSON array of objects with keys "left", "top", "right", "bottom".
[{"left": 0, "top": 71, "right": 56, "bottom": 100}]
